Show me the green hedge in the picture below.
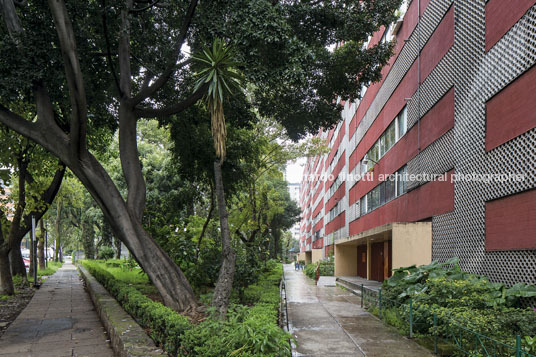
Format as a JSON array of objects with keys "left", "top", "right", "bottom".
[
  {"left": 304, "top": 263, "right": 334, "bottom": 279},
  {"left": 82, "top": 260, "right": 291, "bottom": 357},
  {"left": 82, "top": 261, "right": 191, "bottom": 356},
  {"left": 380, "top": 258, "right": 536, "bottom": 354}
]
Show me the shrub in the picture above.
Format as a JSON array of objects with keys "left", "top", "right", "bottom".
[
  {"left": 180, "top": 304, "right": 291, "bottom": 356},
  {"left": 97, "top": 246, "right": 115, "bottom": 260},
  {"left": 81, "top": 261, "right": 191, "bottom": 356},
  {"left": 181, "top": 262, "right": 291, "bottom": 356},
  {"left": 304, "top": 264, "right": 316, "bottom": 279},
  {"left": 318, "top": 264, "right": 334, "bottom": 276},
  {"left": 81, "top": 259, "right": 291, "bottom": 357},
  {"left": 379, "top": 258, "right": 536, "bottom": 354}
]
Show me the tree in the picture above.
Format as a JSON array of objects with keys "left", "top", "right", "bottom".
[
  {"left": 0, "top": 0, "right": 401, "bottom": 312},
  {"left": 193, "top": 38, "right": 243, "bottom": 316},
  {"left": 0, "top": 125, "right": 64, "bottom": 287},
  {"left": 0, "top": 213, "right": 13, "bottom": 295}
]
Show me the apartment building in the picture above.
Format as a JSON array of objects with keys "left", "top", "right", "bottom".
[{"left": 298, "top": 0, "right": 536, "bottom": 285}]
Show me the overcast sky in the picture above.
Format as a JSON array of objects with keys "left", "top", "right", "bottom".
[{"left": 285, "top": 157, "right": 306, "bottom": 184}]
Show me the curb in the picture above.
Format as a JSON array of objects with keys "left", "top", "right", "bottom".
[{"left": 77, "top": 265, "right": 167, "bottom": 357}]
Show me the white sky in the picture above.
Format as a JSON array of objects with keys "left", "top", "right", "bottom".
[{"left": 285, "top": 157, "right": 306, "bottom": 184}]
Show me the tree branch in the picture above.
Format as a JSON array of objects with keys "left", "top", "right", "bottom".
[
  {"left": 129, "top": 0, "right": 199, "bottom": 105},
  {"left": 100, "top": 0, "right": 121, "bottom": 96},
  {"left": 0, "top": 0, "right": 24, "bottom": 41},
  {"left": 118, "top": 0, "right": 133, "bottom": 99},
  {"left": 129, "top": 0, "right": 160, "bottom": 13},
  {"left": 0, "top": 105, "right": 64, "bottom": 158},
  {"left": 134, "top": 85, "right": 205, "bottom": 118},
  {"left": 13, "top": 163, "right": 66, "bottom": 245},
  {"left": 48, "top": 0, "right": 88, "bottom": 158}
]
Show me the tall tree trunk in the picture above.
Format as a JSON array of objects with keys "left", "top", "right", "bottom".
[
  {"left": 66, "top": 155, "right": 200, "bottom": 312},
  {"left": 38, "top": 219, "right": 45, "bottom": 270},
  {"left": 54, "top": 200, "right": 61, "bottom": 262},
  {"left": 81, "top": 217, "right": 95, "bottom": 259},
  {"left": 211, "top": 161, "right": 236, "bottom": 317},
  {"left": 0, "top": 218, "right": 14, "bottom": 295},
  {"left": 9, "top": 248, "right": 26, "bottom": 277},
  {"left": 114, "top": 237, "right": 121, "bottom": 259},
  {"left": 195, "top": 184, "right": 214, "bottom": 262},
  {"left": 8, "top": 165, "right": 64, "bottom": 279}
]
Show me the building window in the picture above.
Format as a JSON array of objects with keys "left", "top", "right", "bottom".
[
  {"left": 360, "top": 196, "right": 367, "bottom": 216},
  {"left": 359, "top": 165, "right": 408, "bottom": 217},
  {"left": 396, "top": 166, "right": 407, "bottom": 196},
  {"left": 396, "top": 106, "right": 407, "bottom": 139},
  {"left": 359, "top": 105, "right": 408, "bottom": 173},
  {"left": 314, "top": 230, "right": 320, "bottom": 242}
]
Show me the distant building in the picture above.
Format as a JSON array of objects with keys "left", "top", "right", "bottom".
[{"left": 287, "top": 183, "right": 301, "bottom": 240}]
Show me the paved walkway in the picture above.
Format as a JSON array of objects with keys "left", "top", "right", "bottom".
[
  {"left": 0, "top": 263, "right": 114, "bottom": 357},
  {"left": 284, "top": 265, "right": 433, "bottom": 357}
]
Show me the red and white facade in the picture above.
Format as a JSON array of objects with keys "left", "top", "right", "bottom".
[{"left": 299, "top": 0, "right": 536, "bottom": 285}]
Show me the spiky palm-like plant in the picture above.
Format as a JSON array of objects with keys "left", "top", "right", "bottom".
[
  {"left": 193, "top": 39, "right": 243, "bottom": 316},
  {"left": 193, "top": 38, "right": 242, "bottom": 163}
]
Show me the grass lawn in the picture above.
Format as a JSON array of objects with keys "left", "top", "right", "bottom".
[
  {"left": 27, "top": 261, "right": 64, "bottom": 284},
  {"left": 82, "top": 259, "right": 159, "bottom": 297}
]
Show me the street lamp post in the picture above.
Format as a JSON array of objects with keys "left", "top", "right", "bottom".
[{"left": 31, "top": 215, "right": 40, "bottom": 288}]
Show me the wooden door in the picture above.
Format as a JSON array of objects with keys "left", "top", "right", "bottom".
[
  {"left": 370, "top": 242, "right": 385, "bottom": 282},
  {"left": 357, "top": 245, "right": 367, "bottom": 278}
]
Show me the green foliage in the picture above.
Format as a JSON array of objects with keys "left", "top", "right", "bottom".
[
  {"left": 318, "top": 264, "right": 334, "bottom": 277},
  {"left": 82, "top": 260, "right": 291, "bottom": 357},
  {"left": 304, "top": 264, "right": 316, "bottom": 279},
  {"left": 181, "top": 262, "right": 291, "bottom": 356},
  {"left": 384, "top": 258, "right": 536, "bottom": 308},
  {"left": 180, "top": 304, "right": 290, "bottom": 357},
  {"left": 82, "top": 260, "right": 190, "bottom": 356},
  {"left": 379, "top": 258, "right": 536, "bottom": 354},
  {"left": 97, "top": 246, "right": 115, "bottom": 260},
  {"left": 36, "top": 261, "right": 63, "bottom": 278},
  {"left": 304, "top": 262, "right": 334, "bottom": 279}
]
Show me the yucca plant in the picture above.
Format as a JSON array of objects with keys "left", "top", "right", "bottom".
[
  {"left": 193, "top": 38, "right": 243, "bottom": 317},
  {"left": 192, "top": 38, "right": 242, "bottom": 163}
]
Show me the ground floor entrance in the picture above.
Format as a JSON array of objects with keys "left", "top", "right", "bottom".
[{"left": 334, "top": 222, "right": 432, "bottom": 281}]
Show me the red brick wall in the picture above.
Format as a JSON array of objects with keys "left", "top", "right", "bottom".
[
  {"left": 485, "top": 0, "right": 536, "bottom": 51},
  {"left": 485, "top": 189, "right": 536, "bottom": 251},
  {"left": 420, "top": 5, "right": 454, "bottom": 81},
  {"left": 349, "top": 171, "right": 454, "bottom": 236},
  {"left": 349, "top": 88, "right": 454, "bottom": 205},
  {"left": 486, "top": 64, "right": 536, "bottom": 151}
]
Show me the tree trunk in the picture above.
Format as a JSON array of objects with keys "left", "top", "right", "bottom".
[
  {"left": 0, "top": 247, "right": 14, "bottom": 295},
  {"left": 9, "top": 248, "right": 26, "bottom": 277},
  {"left": 63, "top": 155, "right": 200, "bottom": 312},
  {"left": 211, "top": 161, "right": 236, "bottom": 317},
  {"left": 0, "top": 219, "right": 14, "bottom": 295},
  {"left": 81, "top": 218, "right": 95, "bottom": 259},
  {"left": 54, "top": 200, "right": 61, "bottom": 262},
  {"left": 195, "top": 184, "right": 214, "bottom": 262},
  {"left": 114, "top": 237, "right": 121, "bottom": 259},
  {"left": 38, "top": 219, "right": 45, "bottom": 270}
]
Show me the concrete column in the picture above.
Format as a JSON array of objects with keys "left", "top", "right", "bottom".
[
  {"left": 334, "top": 244, "right": 357, "bottom": 276},
  {"left": 366, "top": 239, "right": 371, "bottom": 280}
]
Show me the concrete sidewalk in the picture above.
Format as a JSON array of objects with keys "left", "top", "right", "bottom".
[
  {"left": 0, "top": 263, "right": 114, "bottom": 357},
  {"left": 284, "top": 264, "right": 432, "bottom": 357}
]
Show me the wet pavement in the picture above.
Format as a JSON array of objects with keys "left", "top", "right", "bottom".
[
  {"left": 0, "top": 263, "right": 114, "bottom": 357},
  {"left": 284, "top": 264, "right": 433, "bottom": 357}
]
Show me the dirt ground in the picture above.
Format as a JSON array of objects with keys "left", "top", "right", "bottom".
[{"left": 0, "top": 284, "right": 35, "bottom": 338}]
